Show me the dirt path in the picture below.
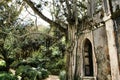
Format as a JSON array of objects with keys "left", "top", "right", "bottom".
[
  {"left": 44, "top": 75, "right": 60, "bottom": 80},
  {"left": 10, "top": 69, "right": 60, "bottom": 80}
]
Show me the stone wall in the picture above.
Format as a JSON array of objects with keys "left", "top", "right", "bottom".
[
  {"left": 93, "top": 27, "right": 111, "bottom": 80},
  {"left": 76, "top": 30, "right": 97, "bottom": 79},
  {"left": 71, "top": 0, "right": 120, "bottom": 80},
  {"left": 76, "top": 26, "right": 112, "bottom": 80},
  {"left": 114, "top": 17, "right": 120, "bottom": 73}
]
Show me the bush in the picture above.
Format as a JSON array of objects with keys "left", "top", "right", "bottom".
[
  {"left": 0, "top": 72, "right": 17, "bottom": 80},
  {"left": 16, "top": 65, "right": 49, "bottom": 80},
  {"left": 59, "top": 70, "right": 66, "bottom": 80},
  {"left": 0, "top": 60, "right": 6, "bottom": 71},
  {"left": 0, "top": 60, "right": 6, "bottom": 66}
]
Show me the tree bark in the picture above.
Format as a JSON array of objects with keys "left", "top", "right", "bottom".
[{"left": 66, "top": 24, "right": 78, "bottom": 80}]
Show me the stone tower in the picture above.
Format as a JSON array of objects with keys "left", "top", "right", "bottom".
[{"left": 68, "top": 0, "right": 120, "bottom": 80}]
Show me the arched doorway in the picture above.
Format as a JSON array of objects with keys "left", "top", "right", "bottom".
[{"left": 83, "top": 39, "right": 94, "bottom": 76}]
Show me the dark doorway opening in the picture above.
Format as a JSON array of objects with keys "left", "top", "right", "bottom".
[{"left": 83, "top": 39, "right": 94, "bottom": 76}]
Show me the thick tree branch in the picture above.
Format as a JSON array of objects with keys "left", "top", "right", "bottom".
[
  {"left": 65, "top": 0, "right": 76, "bottom": 24},
  {"left": 23, "top": 0, "right": 67, "bottom": 33}
]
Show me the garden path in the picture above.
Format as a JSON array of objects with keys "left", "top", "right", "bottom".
[{"left": 44, "top": 75, "right": 59, "bottom": 80}]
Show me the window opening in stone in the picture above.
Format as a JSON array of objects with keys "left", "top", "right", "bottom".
[{"left": 83, "top": 39, "right": 94, "bottom": 76}]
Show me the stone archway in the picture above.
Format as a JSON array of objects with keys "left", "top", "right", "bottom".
[{"left": 83, "top": 39, "right": 94, "bottom": 76}]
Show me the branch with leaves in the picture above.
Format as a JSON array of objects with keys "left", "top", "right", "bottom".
[{"left": 23, "top": 0, "right": 67, "bottom": 33}]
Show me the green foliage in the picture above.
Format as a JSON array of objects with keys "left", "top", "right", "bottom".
[
  {"left": 59, "top": 70, "right": 66, "bottom": 80},
  {"left": 0, "top": 60, "right": 6, "bottom": 71},
  {"left": 0, "top": 60, "right": 6, "bottom": 66},
  {"left": 0, "top": 72, "right": 17, "bottom": 80},
  {"left": 0, "top": 1, "right": 66, "bottom": 80},
  {"left": 15, "top": 65, "right": 49, "bottom": 80}
]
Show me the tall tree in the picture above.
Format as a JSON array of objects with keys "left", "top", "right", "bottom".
[
  {"left": 0, "top": 0, "right": 23, "bottom": 72},
  {"left": 22, "top": 0, "right": 103, "bottom": 80},
  {"left": 22, "top": 0, "right": 88, "bottom": 80}
]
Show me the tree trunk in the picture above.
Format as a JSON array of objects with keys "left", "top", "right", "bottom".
[{"left": 66, "top": 24, "right": 78, "bottom": 80}]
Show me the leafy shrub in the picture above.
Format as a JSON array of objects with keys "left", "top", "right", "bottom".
[
  {"left": 59, "top": 70, "right": 66, "bottom": 80},
  {"left": 0, "top": 60, "right": 6, "bottom": 66},
  {"left": 15, "top": 65, "right": 49, "bottom": 80},
  {"left": 0, "top": 60, "right": 6, "bottom": 71},
  {"left": 0, "top": 72, "right": 17, "bottom": 80}
]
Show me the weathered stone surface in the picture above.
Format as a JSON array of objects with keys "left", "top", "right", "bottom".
[
  {"left": 68, "top": 0, "right": 120, "bottom": 80},
  {"left": 93, "top": 27, "right": 111, "bottom": 80}
]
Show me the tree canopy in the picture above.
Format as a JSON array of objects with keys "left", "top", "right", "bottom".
[
  {"left": 22, "top": 0, "right": 88, "bottom": 32},
  {"left": 0, "top": 0, "right": 67, "bottom": 80},
  {"left": 0, "top": 0, "right": 104, "bottom": 80}
]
